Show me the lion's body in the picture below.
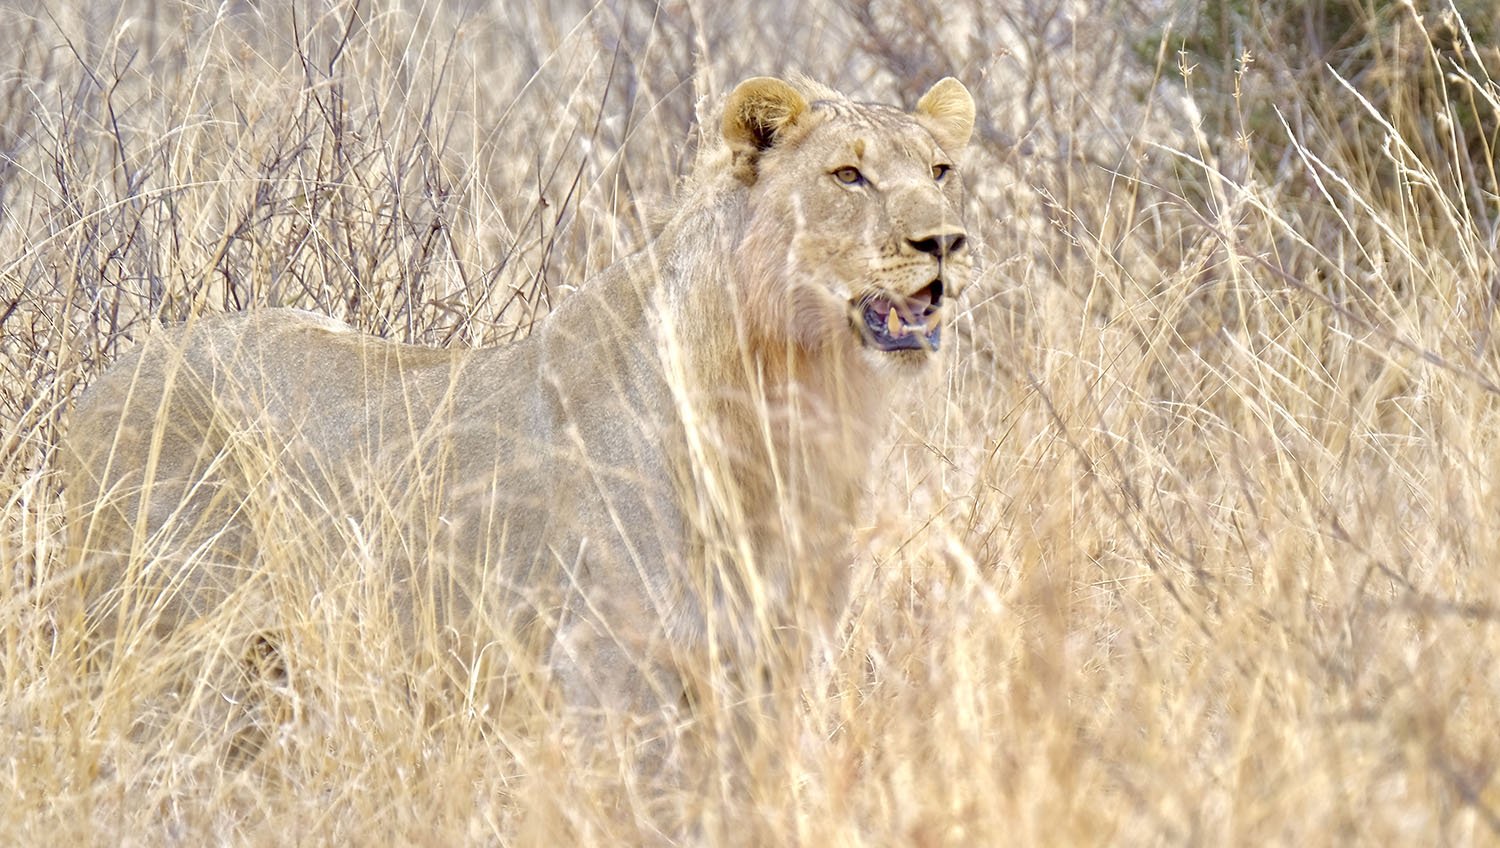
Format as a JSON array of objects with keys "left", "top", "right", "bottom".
[{"left": 62, "top": 76, "right": 976, "bottom": 713}]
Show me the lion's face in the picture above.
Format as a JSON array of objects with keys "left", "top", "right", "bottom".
[{"left": 726, "top": 77, "right": 975, "bottom": 370}]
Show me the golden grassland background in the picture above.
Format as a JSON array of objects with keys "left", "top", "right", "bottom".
[{"left": 5, "top": 0, "right": 1500, "bottom": 842}]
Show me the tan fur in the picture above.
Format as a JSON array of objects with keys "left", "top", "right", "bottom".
[{"left": 61, "top": 76, "right": 977, "bottom": 715}]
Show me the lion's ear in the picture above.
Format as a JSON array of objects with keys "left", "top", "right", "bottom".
[
  {"left": 915, "top": 77, "right": 975, "bottom": 152},
  {"left": 722, "top": 77, "right": 809, "bottom": 156}
]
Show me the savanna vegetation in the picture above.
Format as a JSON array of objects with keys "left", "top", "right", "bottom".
[{"left": 4, "top": 0, "right": 1500, "bottom": 843}]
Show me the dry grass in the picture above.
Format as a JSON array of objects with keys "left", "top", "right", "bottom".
[{"left": 5, "top": 0, "right": 1500, "bottom": 843}]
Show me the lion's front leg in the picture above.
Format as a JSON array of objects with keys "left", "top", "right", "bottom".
[
  {"left": 544, "top": 594, "right": 698, "bottom": 838},
  {"left": 547, "top": 602, "right": 686, "bottom": 722}
]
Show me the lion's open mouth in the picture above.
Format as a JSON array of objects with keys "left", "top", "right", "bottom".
[{"left": 857, "top": 280, "right": 943, "bottom": 352}]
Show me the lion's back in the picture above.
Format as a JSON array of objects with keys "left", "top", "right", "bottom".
[
  {"left": 62, "top": 308, "right": 468, "bottom": 628},
  {"left": 65, "top": 308, "right": 368, "bottom": 487}
]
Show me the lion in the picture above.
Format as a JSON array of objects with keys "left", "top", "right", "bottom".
[{"left": 61, "top": 75, "right": 976, "bottom": 722}]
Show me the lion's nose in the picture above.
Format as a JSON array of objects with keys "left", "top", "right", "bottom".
[{"left": 907, "top": 232, "right": 967, "bottom": 259}]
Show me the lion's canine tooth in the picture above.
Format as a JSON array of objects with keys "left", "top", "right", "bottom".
[
  {"left": 924, "top": 311, "right": 941, "bottom": 334},
  {"left": 887, "top": 304, "right": 903, "bottom": 337}
]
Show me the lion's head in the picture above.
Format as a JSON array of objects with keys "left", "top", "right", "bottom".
[{"left": 723, "top": 76, "right": 975, "bottom": 369}]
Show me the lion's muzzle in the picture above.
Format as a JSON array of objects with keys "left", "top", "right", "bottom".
[{"left": 857, "top": 279, "right": 943, "bottom": 352}]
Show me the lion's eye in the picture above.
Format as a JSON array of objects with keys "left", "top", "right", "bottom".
[
  {"left": 933, "top": 163, "right": 952, "bottom": 181},
  {"left": 833, "top": 166, "right": 865, "bottom": 185}
]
